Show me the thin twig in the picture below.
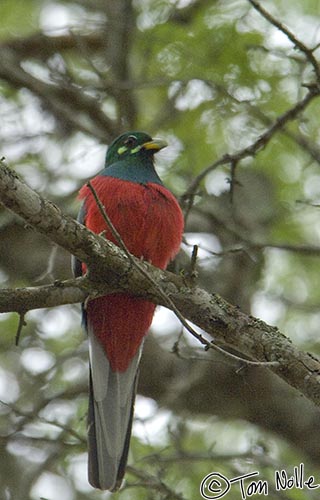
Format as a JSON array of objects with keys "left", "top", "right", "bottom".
[
  {"left": 86, "top": 181, "right": 279, "bottom": 368},
  {"left": 125, "top": 465, "right": 186, "bottom": 500},
  {"left": 86, "top": 182, "right": 207, "bottom": 342},
  {"left": 86, "top": 181, "right": 128, "bottom": 251},
  {"left": 0, "top": 399, "right": 85, "bottom": 443},
  {"left": 208, "top": 341, "right": 279, "bottom": 367},
  {"left": 182, "top": 88, "right": 319, "bottom": 202},
  {"left": 248, "top": 0, "right": 320, "bottom": 82}
]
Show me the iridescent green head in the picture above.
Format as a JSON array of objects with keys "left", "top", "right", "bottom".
[
  {"left": 105, "top": 131, "right": 167, "bottom": 166},
  {"left": 102, "top": 131, "right": 167, "bottom": 185}
]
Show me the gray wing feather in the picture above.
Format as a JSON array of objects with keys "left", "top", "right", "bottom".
[{"left": 87, "top": 326, "right": 142, "bottom": 490}]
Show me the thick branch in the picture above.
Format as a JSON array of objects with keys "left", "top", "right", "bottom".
[
  {"left": 1, "top": 161, "right": 320, "bottom": 408},
  {"left": 0, "top": 32, "right": 106, "bottom": 60},
  {"left": 0, "top": 277, "right": 88, "bottom": 313}
]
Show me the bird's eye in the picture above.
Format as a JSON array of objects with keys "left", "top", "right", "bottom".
[{"left": 124, "top": 135, "right": 137, "bottom": 148}]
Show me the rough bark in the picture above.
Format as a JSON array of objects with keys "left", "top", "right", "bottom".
[{"left": 1, "top": 160, "right": 320, "bottom": 410}]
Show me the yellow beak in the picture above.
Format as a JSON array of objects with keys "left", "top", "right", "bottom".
[{"left": 142, "top": 138, "right": 168, "bottom": 152}]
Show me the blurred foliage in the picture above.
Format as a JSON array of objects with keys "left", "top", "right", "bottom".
[{"left": 1, "top": 0, "right": 320, "bottom": 498}]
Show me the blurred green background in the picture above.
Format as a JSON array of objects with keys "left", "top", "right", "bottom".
[{"left": 1, "top": 0, "right": 320, "bottom": 498}]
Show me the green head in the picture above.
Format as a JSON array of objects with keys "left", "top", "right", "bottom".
[
  {"left": 102, "top": 131, "right": 167, "bottom": 184},
  {"left": 105, "top": 131, "right": 167, "bottom": 165}
]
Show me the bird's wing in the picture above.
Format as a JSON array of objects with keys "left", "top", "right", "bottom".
[{"left": 87, "top": 326, "right": 142, "bottom": 491}]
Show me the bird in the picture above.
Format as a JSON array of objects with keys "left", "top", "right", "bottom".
[{"left": 73, "top": 131, "right": 184, "bottom": 491}]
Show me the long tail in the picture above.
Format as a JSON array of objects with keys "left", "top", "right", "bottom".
[{"left": 87, "top": 328, "right": 141, "bottom": 491}]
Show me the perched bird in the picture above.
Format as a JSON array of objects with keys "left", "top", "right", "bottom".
[{"left": 73, "top": 131, "right": 184, "bottom": 490}]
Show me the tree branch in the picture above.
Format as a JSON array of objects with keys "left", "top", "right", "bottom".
[
  {"left": 0, "top": 47, "right": 115, "bottom": 141},
  {"left": 183, "top": 87, "right": 320, "bottom": 202},
  {"left": 0, "top": 32, "right": 106, "bottom": 60},
  {"left": 248, "top": 0, "right": 320, "bottom": 82},
  {"left": 1, "top": 160, "right": 320, "bottom": 408}
]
